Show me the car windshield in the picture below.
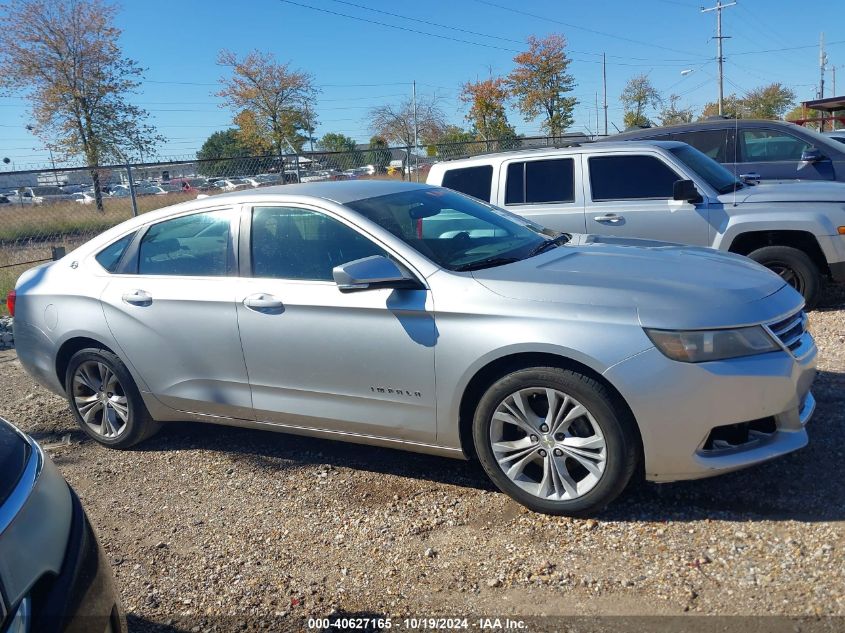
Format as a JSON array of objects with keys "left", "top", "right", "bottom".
[
  {"left": 346, "top": 187, "right": 552, "bottom": 271},
  {"left": 669, "top": 144, "right": 743, "bottom": 194}
]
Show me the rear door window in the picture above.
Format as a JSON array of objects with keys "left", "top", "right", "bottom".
[
  {"left": 589, "top": 155, "right": 680, "bottom": 200},
  {"left": 671, "top": 129, "right": 732, "bottom": 162},
  {"left": 95, "top": 232, "right": 136, "bottom": 273},
  {"left": 441, "top": 165, "right": 493, "bottom": 202},
  {"left": 138, "top": 209, "right": 234, "bottom": 276},
  {"left": 505, "top": 158, "right": 575, "bottom": 205}
]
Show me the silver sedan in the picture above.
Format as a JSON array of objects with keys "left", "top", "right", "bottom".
[{"left": 10, "top": 181, "right": 816, "bottom": 515}]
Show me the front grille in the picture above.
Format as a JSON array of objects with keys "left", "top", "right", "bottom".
[{"left": 767, "top": 309, "right": 807, "bottom": 354}]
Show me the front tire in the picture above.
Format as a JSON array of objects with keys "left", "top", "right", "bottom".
[
  {"left": 747, "top": 245, "right": 822, "bottom": 309},
  {"left": 65, "top": 348, "right": 160, "bottom": 448},
  {"left": 472, "top": 367, "right": 638, "bottom": 516}
]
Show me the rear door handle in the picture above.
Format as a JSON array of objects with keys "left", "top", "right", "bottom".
[
  {"left": 122, "top": 289, "right": 152, "bottom": 306},
  {"left": 593, "top": 213, "right": 623, "bottom": 223},
  {"left": 243, "top": 293, "right": 285, "bottom": 313}
]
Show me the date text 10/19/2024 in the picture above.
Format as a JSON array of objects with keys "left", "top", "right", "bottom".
[{"left": 307, "top": 617, "right": 528, "bottom": 630}]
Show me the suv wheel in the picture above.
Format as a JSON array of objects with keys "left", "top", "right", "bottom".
[
  {"left": 472, "top": 367, "right": 638, "bottom": 516},
  {"left": 747, "top": 245, "right": 822, "bottom": 308},
  {"left": 65, "top": 348, "right": 160, "bottom": 448}
]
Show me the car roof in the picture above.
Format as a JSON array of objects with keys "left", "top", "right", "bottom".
[
  {"left": 210, "top": 179, "right": 432, "bottom": 204},
  {"left": 430, "top": 140, "right": 684, "bottom": 167},
  {"left": 604, "top": 118, "right": 806, "bottom": 140}
]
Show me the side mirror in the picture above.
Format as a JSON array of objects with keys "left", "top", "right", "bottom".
[
  {"left": 672, "top": 179, "right": 703, "bottom": 204},
  {"left": 798, "top": 147, "right": 825, "bottom": 169},
  {"left": 332, "top": 255, "right": 422, "bottom": 292}
]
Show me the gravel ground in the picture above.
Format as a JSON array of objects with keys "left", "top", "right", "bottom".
[{"left": 0, "top": 287, "right": 843, "bottom": 632}]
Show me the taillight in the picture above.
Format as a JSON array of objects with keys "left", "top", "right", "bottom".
[{"left": 6, "top": 290, "right": 15, "bottom": 317}]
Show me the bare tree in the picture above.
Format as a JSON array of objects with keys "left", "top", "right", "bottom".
[
  {"left": 0, "top": 0, "right": 162, "bottom": 211},
  {"left": 217, "top": 49, "right": 318, "bottom": 155},
  {"left": 369, "top": 96, "right": 447, "bottom": 147}
]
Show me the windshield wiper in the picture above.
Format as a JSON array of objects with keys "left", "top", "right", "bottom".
[
  {"left": 718, "top": 181, "right": 744, "bottom": 194},
  {"left": 454, "top": 256, "right": 521, "bottom": 272},
  {"left": 527, "top": 233, "right": 572, "bottom": 258}
]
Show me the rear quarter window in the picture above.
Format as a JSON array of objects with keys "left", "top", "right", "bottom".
[
  {"left": 440, "top": 165, "right": 493, "bottom": 202},
  {"left": 95, "top": 232, "right": 136, "bottom": 273}
]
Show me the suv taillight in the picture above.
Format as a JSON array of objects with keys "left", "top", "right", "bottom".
[{"left": 6, "top": 290, "right": 15, "bottom": 317}]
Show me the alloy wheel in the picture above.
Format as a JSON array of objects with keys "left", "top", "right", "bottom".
[
  {"left": 489, "top": 387, "right": 607, "bottom": 501},
  {"left": 71, "top": 360, "right": 129, "bottom": 439}
]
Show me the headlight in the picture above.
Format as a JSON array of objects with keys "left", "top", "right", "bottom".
[
  {"left": 5, "top": 594, "right": 31, "bottom": 633},
  {"left": 645, "top": 326, "right": 779, "bottom": 363}
]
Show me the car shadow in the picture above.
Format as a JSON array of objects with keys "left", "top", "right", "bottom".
[{"left": 116, "top": 368, "right": 845, "bottom": 524}]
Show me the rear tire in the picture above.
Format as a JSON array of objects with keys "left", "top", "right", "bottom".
[
  {"left": 472, "top": 367, "right": 638, "bottom": 516},
  {"left": 747, "top": 245, "right": 822, "bottom": 308},
  {"left": 65, "top": 348, "right": 160, "bottom": 448}
]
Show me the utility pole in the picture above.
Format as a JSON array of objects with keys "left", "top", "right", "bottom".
[
  {"left": 701, "top": 1, "right": 736, "bottom": 116},
  {"left": 819, "top": 33, "right": 828, "bottom": 130},
  {"left": 602, "top": 53, "right": 608, "bottom": 136},
  {"left": 412, "top": 80, "right": 419, "bottom": 182}
]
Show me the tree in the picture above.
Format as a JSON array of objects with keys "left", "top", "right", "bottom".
[
  {"left": 365, "top": 136, "right": 391, "bottom": 173},
  {"left": 217, "top": 49, "right": 318, "bottom": 156},
  {"left": 234, "top": 110, "right": 272, "bottom": 155},
  {"left": 461, "top": 76, "right": 517, "bottom": 147},
  {"left": 369, "top": 96, "right": 447, "bottom": 147},
  {"left": 742, "top": 83, "right": 796, "bottom": 120},
  {"left": 659, "top": 94, "right": 694, "bottom": 126},
  {"left": 507, "top": 34, "right": 577, "bottom": 137},
  {"left": 784, "top": 105, "right": 825, "bottom": 130},
  {"left": 317, "top": 132, "right": 361, "bottom": 169},
  {"left": 699, "top": 94, "right": 743, "bottom": 119},
  {"left": 620, "top": 74, "right": 661, "bottom": 128},
  {"left": 0, "top": 0, "right": 162, "bottom": 211},
  {"left": 316, "top": 133, "right": 357, "bottom": 153},
  {"left": 196, "top": 129, "right": 253, "bottom": 176}
]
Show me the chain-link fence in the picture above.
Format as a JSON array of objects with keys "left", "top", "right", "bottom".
[{"left": 0, "top": 134, "right": 589, "bottom": 311}]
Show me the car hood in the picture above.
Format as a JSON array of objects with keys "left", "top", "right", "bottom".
[
  {"left": 471, "top": 235, "right": 801, "bottom": 329},
  {"left": 719, "top": 180, "right": 845, "bottom": 204}
]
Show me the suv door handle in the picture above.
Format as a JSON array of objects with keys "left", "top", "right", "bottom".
[
  {"left": 593, "top": 213, "right": 624, "bottom": 223},
  {"left": 243, "top": 293, "right": 285, "bottom": 313},
  {"left": 122, "top": 289, "right": 152, "bottom": 306}
]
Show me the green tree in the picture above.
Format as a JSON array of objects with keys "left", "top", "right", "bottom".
[
  {"left": 317, "top": 133, "right": 361, "bottom": 169},
  {"left": 621, "top": 74, "right": 661, "bottom": 128},
  {"left": 196, "top": 129, "right": 252, "bottom": 176},
  {"left": 366, "top": 136, "right": 392, "bottom": 173},
  {"left": 217, "top": 49, "right": 318, "bottom": 155},
  {"left": 742, "top": 83, "right": 796, "bottom": 119},
  {"left": 507, "top": 34, "right": 577, "bottom": 137},
  {"left": 699, "top": 94, "right": 744, "bottom": 119},
  {"left": 658, "top": 94, "right": 694, "bottom": 126},
  {"left": 0, "top": 0, "right": 163, "bottom": 211},
  {"left": 429, "top": 125, "right": 477, "bottom": 158},
  {"left": 785, "top": 105, "right": 825, "bottom": 130}
]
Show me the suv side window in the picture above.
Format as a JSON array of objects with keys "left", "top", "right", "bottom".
[
  {"left": 505, "top": 158, "right": 575, "bottom": 205},
  {"left": 441, "top": 165, "right": 493, "bottom": 202},
  {"left": 589, "top": 155, "right": 680, "bottom": 201},
  {"left": 739, "top": 129, "right": 811, "bottom": 162},
  {"left": 138, "top": 209, "right": 233, "bottom": 276},
  {"left": 672, "top": 129, "right": 731, "bottom": 162},
  {"left": 251, "top": 206, "right": 388, "bottom": 281}
]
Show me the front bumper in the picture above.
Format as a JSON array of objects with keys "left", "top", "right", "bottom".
[{"left": 604, "top": 335, "right": 817, "bottom": 483}]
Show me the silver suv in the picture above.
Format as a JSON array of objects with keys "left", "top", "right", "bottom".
[
  {"left": 11, "top": 181, "right": 816, "bottom": 515},
  {"left": 427, "top": 141, "right": 845, "bottom": 307}
]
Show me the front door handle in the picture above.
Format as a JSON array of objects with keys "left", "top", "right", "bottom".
[
  {"left": 243, "top": 293, "right": 285, "bottom": 313},
  {"left": 122, "top": 289, "right": 152, "bottom": 306},
  {"left": 593, "top": 213, "right": 624, "bottom": 223}
]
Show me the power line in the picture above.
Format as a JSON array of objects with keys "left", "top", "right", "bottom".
[{"left": 472, "top": 0, "right": 711, "bottom": 59}]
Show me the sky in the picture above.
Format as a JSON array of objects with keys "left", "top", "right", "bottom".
[{"left": 0, "top": 0, "right": 842, "bottom": 169}]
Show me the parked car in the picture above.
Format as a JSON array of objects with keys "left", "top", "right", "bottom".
[
  {"left": 824, "top": 130, "right": 845, "bottom": 145},
  {"left": 15, "top": 186, "right": 75, "bottom": 205},
  {"left": 0, "top": 416, "right": 127, "bottom": 632},
  {"left": 11, "top": 181, "right": 816, "bottom": 515},
  {"left": 213, "top": 178, "right": 250, "bottom": 191},
  {"left": 109, "top": 186, "right": 131, "bottom": 198},
  {"left": 427, "top": 141, "right": 845, "bottom": 307},
  {"left": 136, "top": 185, "right": 168, "bottom": 196},
  {"left": 603, "top": 118, "right": 845, "bottom": 183},
  {"left": 70, "top": 192, "right": 96, "bottom": 205}
]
